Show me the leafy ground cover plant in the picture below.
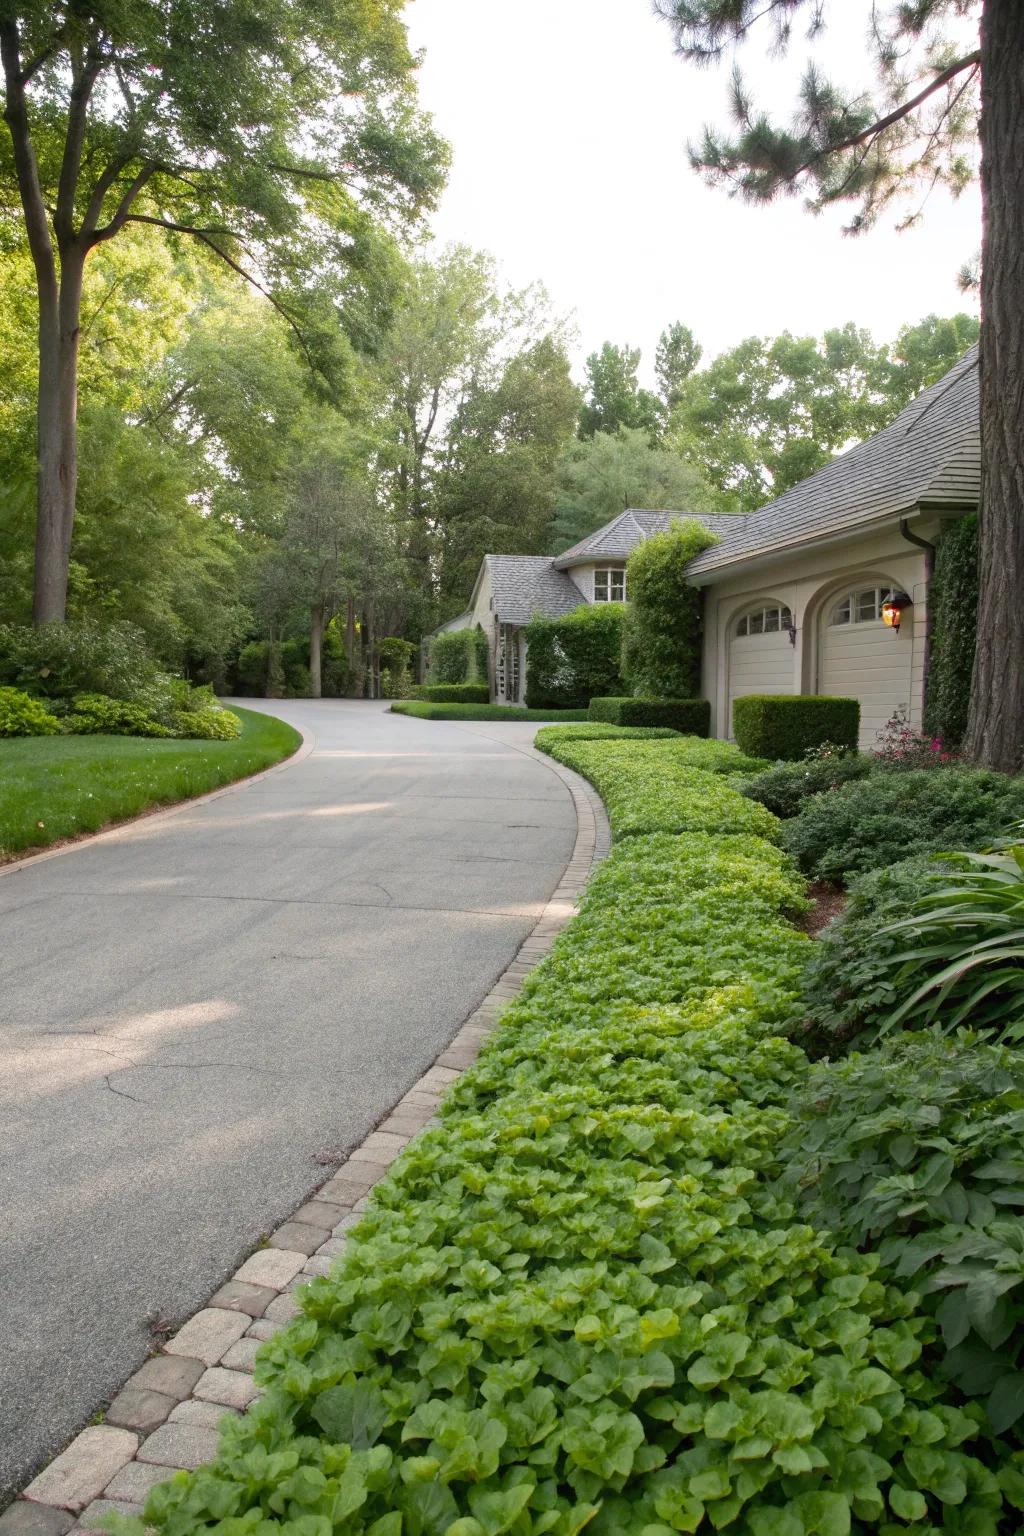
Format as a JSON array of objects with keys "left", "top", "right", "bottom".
[
  {"left": 0, "top": 707, "right": 298, "bottom": 860},
  {"left": 0, "top": 685, "right": 60, "bottom": 737},
  {"left": 741, "top": 750, "right": 871, "bottom": 820},
  {"left": 782, "top": 767, "right": 1024, "bottom": 884},
  {"left": 785, "top": 1031, "right": 1024, "bottom": 1436},
  {"left": 880, "top": 846, "right": 1024, "bottom": 1043},
  {"left": 534, "top": 725, "right": 680, "bottom": 751},
  {"left": 390, "top": 702, "right": 590, "bottom": 722},
  {"left": 134, "top": 744, "right": 1020, "bottom": 1536}
]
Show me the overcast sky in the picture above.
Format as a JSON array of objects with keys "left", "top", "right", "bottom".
[{"left": 402, "top": 0, "right": 981, "bottom": 384}]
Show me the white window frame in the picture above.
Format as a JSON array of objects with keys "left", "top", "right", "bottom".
[
  {"left": 734, "top": 603, "right": 793, "bottom": 638},
  {"left": 829, "top": 587, "right": 888, "bottom": 627},
  {"left": 593, "top": 566, "right": 626, "bottom": 603}
]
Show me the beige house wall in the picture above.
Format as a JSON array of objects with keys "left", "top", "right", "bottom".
[{"left": 698, "top": 521, "right": 938, "bottom": 748}]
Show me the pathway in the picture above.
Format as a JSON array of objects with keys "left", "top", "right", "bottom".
[{"left": 0, "top": 701, "right": 577, "bottom": 1498}]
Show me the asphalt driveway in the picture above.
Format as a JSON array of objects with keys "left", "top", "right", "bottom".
[{"left": 0, "top": 700, "right": 576, "bottom": 1497}]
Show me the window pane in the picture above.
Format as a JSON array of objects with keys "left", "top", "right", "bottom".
[
  {"left": 831, "top": 599, "right": 850, "bottom": 626},
  {"left": 594, "top": 571, "right": 609, "bottom": 601},
  {"left": 735, "top": 615, "right": 748, "bottom": 636},
  {"left": 764, "top": 607, "right": 779, "bottom": 632},
  {"left": 857, "top": 589, "right": 880, "bottom": 622},
  {"left": 748, "top": 610, "right": 764, "bottom": 635},
  {"left": 780, "top": 607, "right": 792, "bottom": 627},
  {"left": 610, "top": 573, "right": 625, "bottom": 601}
]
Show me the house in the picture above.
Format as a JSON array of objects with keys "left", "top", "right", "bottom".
[{"left": 444, "top": 346, "right": 979, "bottom": 748}]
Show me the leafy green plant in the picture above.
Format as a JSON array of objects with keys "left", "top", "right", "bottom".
[
  {"left": 525, "top": 604, "right": 625, "bottom": 710},
  {"left": 925, "top": 514, "right": 978, "bottom": 748},
  {"left": 881, "top": 846, "right": 1024, "bottom": 1043},
  {"left": 741, "top": 751, "right": 871, "bottom": 819},
  {"left": 732, "top": 695, "right": 860, "bottom": 761},
  {"left": 168, "top": 704, "right": 242, "bottom": 741},
  {"left": 0, "top": 619, "right": 160, "bottom": 703},
  {"left": 535, "top": 724, "right": 680, "bottom": 752},
  {"left": 429, "top": 629, "right": 483, "bottom": 685},
  {"left": 621, "top": 520, "right": 718, "bottom": 698},
  {"left": 390, "top": 702, "right": 590, "bottom": 722},
  {"left": 0, "top": 685, "right": 60, "bottom": 737},
  {"left": 63, "top": 692, "right": 171, "bottom": 737},
  {"left": 782, "top": 767, "right": 1024, "bottom": 884},
  {"left": 800, "top": 855, "right": 947, "bottom": 1050},
  {"left": 411, "top": 683, "right": 491, "bottom": 704},
  {"left": 785, "top": 1031, "right": 1024, "bottom": 1435},
  {"left": 588, "top": 696, "right": 710, "bottom": 734}
]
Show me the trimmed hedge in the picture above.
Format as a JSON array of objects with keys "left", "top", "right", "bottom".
[
  {"left": 621, "top": 520, "right": 718, "bottom": 698},
  {"left": 589, "top": 696, "right": 710, "bottom": 734},
  {"left": 732, "top": 694, "right": 859, "bottom": 760},
  {"left": 138, "top": 739, "right": 1018, "bottom": 1536},
  {"left": 411, "top": 682, "right": 490, "bottom": 704},
  {"left": 524, "top": 604, "right": 625, "bottom": 710},
  {"left": 391, "top": 701, "right": 589, "bottom": 722},
  {"left": 535, "top": 724, "right": 680, "bottom": 752},
  {"left": 429, "top": 628, "right": 483, "bottom": 685}
]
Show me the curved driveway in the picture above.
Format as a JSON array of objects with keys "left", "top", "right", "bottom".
[{"left": 0, "top": 700, "right": 576, "bottom": 1497}]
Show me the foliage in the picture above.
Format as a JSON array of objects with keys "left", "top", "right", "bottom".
[
  {"left": 0, "top": 620, "right": 161, "bottom": 704},
  {"left": 655, "top": 322, "right": 702, "bottom": 411},
  {"left": 168, "top": 705, "right": 243, "bottom": 742},
  {"left": 534, "top": 725, "right": 681, "bottom": 751},
  {"left": 544, "top": 738, "right": 775, "bottom": 839},
  {"left": 0, "top": 685, "right": 59, "bottom": 737},
  {"left": 411, "top": 683, "right": 491, "bottom": 704},
  {"left": 549, "top": 428, "right": 723, "bottom": 556},
  {"left": 732, "top": 695, "right": 860, "bottom": 762},
  {"left": 524, "top": 605, "right": 626, "bottom": 710},
  {"left": 873, "top": 708, "right": 957, "bottom": 769},
  {"left": 784, "top": 767, "right": 1024, "bottom": 885},
  {"left": 0, "top": 709, "right": 299, "bottom": 860},
  {"left": 741, "top": 752, "right": 872, "bottom": 819},
  {"left": 430, "top": 629, "right": 485, "bottom": 685},
  {"left": 880, "top": 846, "right": 1024, "bottom": 1044},
  {"left": 390, "top": 702, "right": 589, "bottom": 722},
  {"left": 578, "top": 342, "right": 663, "bottom": 440},
  {"left": 63, "top": 693, "right": 171, "bottom": 739},
  {"left": 621, "top": 521, "right": 718, "bottom": 700},
  {"left": 138, "top": 744, "right": 1021, "bottom": 1535},
  {"left": 800, "top": 856, "right": 948, "bottom": 1051},
  {"left": 588, "top": 697, "right": 711, "bottom": 734},
  {"left": 926, "top": 516, "right": 979, "bottom": 748},
  {"left": 785, "top": 1030, "right": 1024, "bottom": 1436},
  {"left": 379, "top": 637, "right": 416, "bottom": 701}
]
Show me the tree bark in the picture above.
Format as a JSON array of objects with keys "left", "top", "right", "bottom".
[
  {"left": 964, "top": 0, "right": 1024, "bottom": 771},
  {"left": 34, "top": 245, "right": 84, "bottom": 623},
  {"left": 309, "top": 602, "right": 324, "bottom": 698}
]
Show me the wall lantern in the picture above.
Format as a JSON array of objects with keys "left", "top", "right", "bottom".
[
  {"left": 881, "top": 591, "right": 913, "bottom": 632},
  {"left": 784, "top": 617, "right": 798, "bottom": 647}
]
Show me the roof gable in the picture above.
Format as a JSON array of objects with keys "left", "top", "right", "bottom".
[
  {"left": 486, "top": 555, "right": 584, "bottom": 624},
  {"left": 553, "top": 507, "right": 738, "bottom": 569}
]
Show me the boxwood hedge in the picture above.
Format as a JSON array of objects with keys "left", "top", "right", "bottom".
[
  {"left": 135, "top": 742, "right": 1021, "bottom": 1536},
  {"left": 588, "top": 698, "right": 711, "bottom": 734},
  {"left": 732, "top": 696, "right": 860, "bottom": 761}
]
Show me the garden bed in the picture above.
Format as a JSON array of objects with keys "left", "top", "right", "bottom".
[{"left": 390, "top": 701, "right": 590, "bottom": 722}]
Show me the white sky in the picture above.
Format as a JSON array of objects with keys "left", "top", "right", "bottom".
[{"left": 402, "top": 0, "right": 981, "bottom": 385}]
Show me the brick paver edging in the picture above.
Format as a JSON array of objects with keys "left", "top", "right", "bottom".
[{"left": 4, "top": 742, "right": 610, "bottom": 1534}]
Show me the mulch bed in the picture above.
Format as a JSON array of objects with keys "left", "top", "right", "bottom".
[{"left": 800, "top": 880, "right": 846, "bottom": 936}]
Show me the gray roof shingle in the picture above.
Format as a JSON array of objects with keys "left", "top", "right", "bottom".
[
  {"left": 486, "top": 555, "right": 584, "bottom": 624},
  {"left": 553, "top": 508, "right": 739, "bottom": 568}
]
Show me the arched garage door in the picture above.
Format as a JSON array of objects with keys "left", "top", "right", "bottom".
[
  {"left": 819, "top": 585, "right": 913, "bottom": 748},
  {"left": 728, "top": 601, "right": 794, "bottom": 733}
]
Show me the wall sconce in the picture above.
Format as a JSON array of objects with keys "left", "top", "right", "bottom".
[
  {"left": 784, "top": 618, "right": 798, "bottom": 647},
  {"left": 881, "top": 592, "right": 913, "bottom": 632}
]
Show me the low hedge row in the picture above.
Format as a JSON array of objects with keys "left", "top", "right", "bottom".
[
  {"left": 588, "top": 697, "right": 711, "bottom": 734},
  {"left": 391, "top": 702, "right": 590, "bottom": 723},
  {"left": 535, "top": 725, "right": 680, "bottom": 751},
  {"left": 411, "top": 683, "right": 491, "bottom": 704},
  {"left": 733, "top": 695, "right": 860, "bottom": 761},
  {"left": 138, "top": 741, "right": 1020, "bottom": 1535}
]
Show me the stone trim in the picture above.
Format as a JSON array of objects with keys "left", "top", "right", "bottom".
[{"left": 4, "top": 746, "right": 609, "bottom": 1535}]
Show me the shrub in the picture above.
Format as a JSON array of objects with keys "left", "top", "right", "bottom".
[
  {"left": 880, "top": 844, "right": 1024, "bottom": 1043},
  {"left": 732, "top": 694, "right": 860, "bottom": 760},
  {"left": 390, "top": 701, "right": 589, "bottom": 722},
  {"left": 235, "top": 639, "right": 271, "bottom": 695},
  {"left": 429, "top": 628, "right": 480, "bottom": 685},
  {"left": 782, "top": 766, "right": 1024, "bottom": 884},
  {"left": 621, "top": 519, "right": 718, "bottom": 697},
  {"left": 524, "top": 603, "right": 625, "bottom": 709},
  {"left": 741, "top": 751, "right": 872, "bottom": 819},
  {"left": 925, "top": 513, "right": 978, "bottom": 747},
  {"left": 473, "top": 623, "right": 489, "bottom": 680},
  {"left": 535, "top": 724, "right": 680, "bottom": 752},
  {"left": 873, "top": 706, "right": 957, "bottom": 769},
  {"left": 800, "top": 854, "right": 946, "bottom": 1050},
  {"left": 0, "top": 686, "right": 60, "bottom": 737},
  {"left": 64, "top": 692, "right": 170, "bottom": 737},
  {"left": 589, "top": 695, "right": 710, "bottom": 734},
  {"left": 140, "top": 745, "right": 1015, "bottom": 1536},
  {"left": 169, "top": 704, "right": 242, "bottom": 740},
  {"left": 410, "top": 682, "right": 490, "bottom": 704},
  {"left": 785, "top": 1031, "right": 1024, "bottom": 1435},
  {"left": 0, "top": 619, "right": 159, "bottom": 703}
]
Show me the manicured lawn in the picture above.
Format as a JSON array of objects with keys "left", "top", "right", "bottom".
[
  {"left": 390, "top": 700, "right": 590, "bottom": 722},
  {"left": 0, "top": 706, "right": 300, "bottom": 861}
]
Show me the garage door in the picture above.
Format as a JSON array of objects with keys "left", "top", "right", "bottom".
[
  {"left": 819, "top": 586, "right": 913, "bottom": 749},
  {"left": 728, "top": 602, "right": 795, "bottom": 734}
]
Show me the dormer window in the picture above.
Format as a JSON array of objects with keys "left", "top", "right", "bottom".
[{"left": 594, "top": 567, "right": 626, "bottom": 602}]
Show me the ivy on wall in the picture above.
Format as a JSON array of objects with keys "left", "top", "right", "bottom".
[
  {"left": 621, "top": 520, "right": 718, "bottom": 699},
  {"left": 925, "top": 513, "right": 978, "bottom": 747},
  {"left": 524, "top": 603, "right": 625, "bottom": 709}
]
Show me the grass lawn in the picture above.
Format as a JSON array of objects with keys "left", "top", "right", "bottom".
[
  {"left": 390, "top": 700, "right": 590, "bottom": 722},
  {"left": 0, "top": 706, "right": 301, "bottom": 862}
]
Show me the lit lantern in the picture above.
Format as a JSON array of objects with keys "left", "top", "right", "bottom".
[{"left": 881, "top": 592, "right": 912, "bottom": 631}]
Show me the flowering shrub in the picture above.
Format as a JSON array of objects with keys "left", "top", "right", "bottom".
[{"left": 873, "top": 708, "right": 956, "bottom": 769}]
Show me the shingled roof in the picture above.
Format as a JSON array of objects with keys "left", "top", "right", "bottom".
[
  {"left": 687, "top": 345, "right": 979, "bottom": 577},
  {"left": 552, "top": 508, "right": 740, "bottom": 569},
  {"left": 486, "top": 555, "right": 584, "bottom": 624}
]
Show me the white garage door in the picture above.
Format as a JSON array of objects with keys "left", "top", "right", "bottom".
[
  {"left": 819, "top": 586, "right": 913, "bottom": 749},
  {"left": 728, "top": 602, "right": 795, "bottom": 734}
]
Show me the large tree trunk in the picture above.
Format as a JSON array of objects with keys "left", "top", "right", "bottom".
[
  {"left": 964, "top": 1, "right": 1024, "bottom": 771},
  {"left": 34, "top": 249, "right": 84, "bottom": 623},
  {"left": 309, "top": 602, "right": 325, "bottom": 698}
]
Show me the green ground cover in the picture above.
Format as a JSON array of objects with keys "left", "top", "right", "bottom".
[
  {"left": 133, "top": 733, "right": 1023, "bottom": 1535},
  {"left": 390, "top": 702, "right": 590, "bottom": 722},
  {"left": 0, "top": 706, "right": 300, "bottom": 861}
]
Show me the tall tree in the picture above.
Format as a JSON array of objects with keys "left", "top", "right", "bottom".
[
  {"left": 0, "top": 0, "right": 446, "bottom": 624},
  {"left": 655, "top": 322, "right": 702, "bottom": 410},
  {"left": 578, "top": 342, "right": 663, "bottom": 439},
  {"left": 654, "top": 0, "right": 1020, "bottom": 769}
]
